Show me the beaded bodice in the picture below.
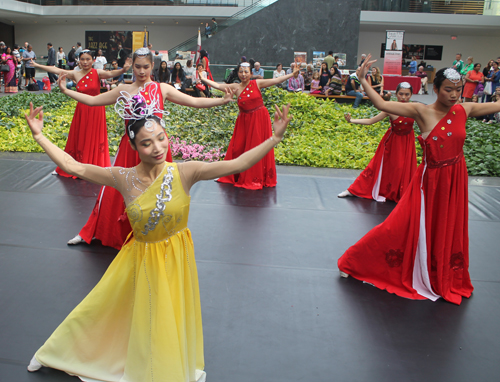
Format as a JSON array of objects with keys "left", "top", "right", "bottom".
[
  {"left": 237, "top": 80, "right": 264, "bottom": 113},
  {"left": 390, "top": 116, "right": 415, "bottom": 136},
  {"left": 76, "top": 70, "right": 100, "bottom": 96}
]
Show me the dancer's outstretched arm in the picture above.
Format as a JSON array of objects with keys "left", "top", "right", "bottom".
[
  {"left": 58, "top": 73, "right": 124, "bottom": 106},
  {"left": 461, "top": 95, "right": 500, "bottom": 117},
  {"left": 97, "top": 57, "right": 132, "bottom": 79},
  {"left": 25, "top": 103, "right": 116, "bottom": 187},
  {"left": 179, "top": 104, "right": 291, "bottom": 191},
  {"left": 345, "top": 112, "right": 389, "bottom": 125},
  {"left": 30, "top": 60, "right": 77, "bottom": 81},
  {"left": 161, "top": 82, "right": 235, "bottom": 108},
  {"left": 358, "top": 54, "right": 424, "bottom": 120},
  {"left": 199, "top": 77, "right": 234, "bottom": 92},
  {"left": 256, "top": 67, "right": 300, "bottom": 89}
]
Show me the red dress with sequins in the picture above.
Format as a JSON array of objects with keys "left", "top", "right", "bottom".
[
  {"left": 338, "top": 104, "right": 473, "bottom": 305},
  {"left": 56, "top": 70, "right": 110, "bottom": 178},
  {"left": 348, "top": 116, "right": 417, "bottom": 203},
  {"left": 79, "top": 82, "right": 173, "bottom": 250},
  {"left": 217, "top": 80, "right": 276, "bottom": 189}
]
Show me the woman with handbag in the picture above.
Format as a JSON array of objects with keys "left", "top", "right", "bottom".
[
  {"left": 463, "top": 63, "right": 483, "bottom": 102},
  {"left": 193, "top": 63, "right": 210, "bottom": 97},
  {"left": 1, "top": 46, "right": 19, "bottom": 93}
]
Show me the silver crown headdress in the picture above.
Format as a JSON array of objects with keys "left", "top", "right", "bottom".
[
  {"left": 134, "top": 47, "right": 151, "bottom": 56},
  {"left": 443, "top": 68, "right": 461, "bottom": 84},
  {"left": 114, "top": 82, "right": 168, "bottom": 139},
  {"left": 399, "top": 82, "right": 411, "bottom": 89}
]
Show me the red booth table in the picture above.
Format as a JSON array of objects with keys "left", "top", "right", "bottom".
[{"left": 383, "top": 75, "right": 421, "bottom": 94}]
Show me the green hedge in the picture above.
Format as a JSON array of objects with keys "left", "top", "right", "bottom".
[{"left": 1, "top": 87, "right": 499, "bottom": 176}]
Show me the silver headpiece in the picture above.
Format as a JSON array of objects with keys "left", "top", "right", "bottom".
[
  {"left": 135, "top": 47, "right": 150, "bottom": 56},
  {"left": 114, "top": 82, "right": 168, "bottom": 139},
  {"left": 399, "top": 82, "right": 411, "bottom": 89},
  {"left": 443, "top": 68, "right": 461, "bottom": 84},
  {"left": 240, "top": 62, "right": 250, "bottom": 67}
]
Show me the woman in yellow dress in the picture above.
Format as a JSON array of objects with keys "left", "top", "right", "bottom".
[{"left": 24, "top": 96, "right": 292, "bottom": 382}]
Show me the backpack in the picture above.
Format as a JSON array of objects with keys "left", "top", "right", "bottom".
[{"left": 27, "top": 79, "right": 39, "bottom": 91}]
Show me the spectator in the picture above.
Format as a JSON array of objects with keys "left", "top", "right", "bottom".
[
  {"left": 75, "top": 42, "right": 82, "bottom": 60},
  {"left": 57, "top": 47, "right": 65, "bottom": 69},
  {"left": 12, "top": 44, "right": 22, "bottom": 90},
  {"left": 310, "top": 72, "right": 321, "bottom": 94},
  {"left": 452, "top": 53, "right": 464, "bottom": 73},
  {"left": 0, "top": 41, "right": 5, "bottom": 52},
  {"left": 325, "top": 65, "right": 342, "bottom": 95},
  {"left": 318, "top": 62, "right": 330, "bottom": 92},
  {"left": 1, "top": 46, "right": 19, "bottom": 93},
  {"left": 248, "top": 58, "right": 255, "bottom": 72},
  {"left": 252, "top": 62, "right": 264, "bottom": 79},
  {"left": 170, "top": 61, "right": 187, "bottom": 93},
  {"left": 18, "top": 42, "right": 26, "bottom": 81},
  {"left": 22, "top": 44, "right": 36, "bottom": 87},
  {"left": 193, "top": 63, "right": 210, "bottom": 98},
  {"left": 153, "top": 52, "right": 161, "bottom": 77},
  {"left": 302, "top": 64, "right": 314, "bottom": 91},
  {"left": 211, "top": 18, "right": 218, "bottom": 34},
  {"left": 153, "top": 60, "right": 169, "bottom": 84},
  {"left": 205, "top": 22, "right": 212, "bottom": 38},
  {"left": 94, "top": 49, "right": 107, "bottom": 70},
  {"left": 46, "top": 43, "right": 58, "bottom": 84},
  {"left": 359, "top": 54, "right": 367, "bottom": 66},
  {"left": 323, "top": 51, "right": 334, "bottom": 70},
  {"left": 345, "top": 69, "right": 365, "bottom": 108},
  {"left": 199, "top": 50, "right": 213, "bottom": 80},
  {"left": 461, "top": 56, "right": 474, "bottom": 76},
  {"left": 67, "top": 47, "right": 76, "bottom": 70},
  {"left": 273, "top": 63, "right": 287, "bottom": 89},
  {"left": 287, "top": 70, "right": 304, "bottom": 92},
  {"left": 184, "top": 59, "right": 195, "bottom": 88},
  {"left": 415, "top": 65, "right": 428, "bottom": 94},
  {"left": 116, "top": 43, "right": 126, "bottom": 67},
  {"left": 286, "top": 62, "right": 295, "bottom": 75},
  {"left": 147, "top": 43, "right": 153, "bottom": 51},
  {"left": 463, "top": 63, "right": 483, "bottom": 102},
  {"left": 484, "top": 59, "right": 494, "bottom": 77},
  {"left": 106, "top": 60, "right": 125, "bottom": 89},
  {"left": 408, "top": 56, "right": 417, "bottom": 75},
  {"left": 483, "top": 61, "right": 500, "bottom": 122}
]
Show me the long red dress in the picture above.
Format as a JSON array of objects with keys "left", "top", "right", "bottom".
[
  {"left": 338, "top": 104, "right": 473, "bottom": 305},
  {"left": 463, "top": 70, "right": 484, "bottom": 99},
  {"left": 217, "top": 80, "right": 276, "bottom": 190},
  {"left": 348, "top": 116, "right": 417, "bottom": 203},
  {"left": 79, "top": 82, "right": 173, "bottom": 250},
  {"left": 56, "top": 70, "right": 110, "bottom": 178}
]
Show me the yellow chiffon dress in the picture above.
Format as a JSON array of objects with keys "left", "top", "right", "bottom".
[{"left": 34, "top": 163, "right": 206, "bottom": 382}]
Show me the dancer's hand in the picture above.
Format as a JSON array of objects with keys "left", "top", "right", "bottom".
[
  {"left": 359, "top": 54, "right": 377, "bottom": 80},
  {"left": 25, "top": 102, "right": 44, "bottom": 139},
  {"left": 344, "top": 113, "right": 352, "bottom": 123},
  {"left": 58, "top": 73, "right": 68, "bottom": 93},
  {"left": 123, "top": 57, "right": 132, "bottom": 72},
  {"left": 273, "top": 103, "right": 292, "bottom": 141},
  {"left": 222, "top": 87, "right": 235, "bottom": 104},
  {"left": 29, "top": 59, "right": 38, "bottom": 67}
]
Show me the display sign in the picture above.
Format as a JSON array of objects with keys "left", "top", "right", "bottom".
[
  {"left": 85, "top": 31, "right": 133, "bottom": 63},
  {"left": 132, "top": 31, "right": 148, "bottom": 53},
  {"left": 383, "top": 30, "right": 404, "bottom": 75},
  {"left": 403, "top": 44, "right": 424, "bottom": 60},
  {"left": 386, "top": 30, "right": 404, "bottom": 51},
  {"left": 424, "top": 45, "right": 443, "bottom": 61},
  {"left": 312, "top": 51, "right": 325, "bottom": 68},
  {"left": 294, "top": 51, "right": 307, "bottom": 65}
]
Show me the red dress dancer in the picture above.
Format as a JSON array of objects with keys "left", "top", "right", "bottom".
[
  {"left": 217, "top": 80, "right": 276, "bottom": 190},
  {"left": 348, "top": 116, "right": 417, "bottom": 203},
  {"left": 79, "top": 82, "right": 172, "bottom": 250},
  {"left": 56, "top": 70, "right": 110, "bottom": 177},
  {"left": 338, "top": 104, "right": 473, "bottom": 305}
]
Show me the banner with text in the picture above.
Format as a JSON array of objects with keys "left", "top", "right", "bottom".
[{"left": 383, "top": 30, "right": 404, "bottom": 75}]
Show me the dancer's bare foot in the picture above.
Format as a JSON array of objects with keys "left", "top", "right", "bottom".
[
  {"left": 338, "top": 190, "right": 353, "bottom": 198},
  {"left": 27, "top": 356, "right": 42, "bottom": 372},
  {"left": 339, "top": 271, "right": 349, "bottom": 278},
  {"left": 67, "top": 234, "right": 84, "bottom": 245}
]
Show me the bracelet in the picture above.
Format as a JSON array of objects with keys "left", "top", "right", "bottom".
[{"left": 269, "top": 136, "right": 281, "bottom": 146}]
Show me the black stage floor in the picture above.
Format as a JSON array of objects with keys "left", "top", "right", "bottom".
[{"left": 1, "top": 153, "right": 499, "bottom": 382}]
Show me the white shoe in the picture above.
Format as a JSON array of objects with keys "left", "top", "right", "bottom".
[
  {"left": 67, "top": 234, "right": 84, "bottom": 245},
  {"left": 338, "top": 190, "right": 353, "bottom": 198},
  {"left": 51, "top": 170, "right": 58, "bottom": 175},
  {"left": 27, "top": 356, "right": 42, "bottom": 372},
  {"left": 339, "top": 271, "right": 349, "bottom": 278}
]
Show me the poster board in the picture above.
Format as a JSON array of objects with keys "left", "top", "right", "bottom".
[
  {"left": 312, "top": 51, "right": 325, "bottom": 69},
  {"left": 85, "top": 31, "right": 133, "bottom": 63},
  {"left": 158, "top": 50, "right": 169, "bottom": 61},
  {"left": 424, "top": 45, "right": 443, "bottom": 61},
  {"left": 404, "top": 44, "right": 424, "bottom": 60},
  {"left": 383, "top": 30, "right": 404, "bottom": 75},
  {"left": 386, "top": 30, "right": 404, "bottom": 51},
  {"left": 294, "top": 51, "right": 307, "bottom": 64},
  {"left": 132, "top": 31, "right": 148, "bottom": 53},
  {"left": 333, "top": 53, "right": 347, "bottom": 67}
]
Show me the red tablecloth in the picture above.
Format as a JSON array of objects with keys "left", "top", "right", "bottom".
[{"left": 383, "top": 75, "right": 421, "bottom": 94}]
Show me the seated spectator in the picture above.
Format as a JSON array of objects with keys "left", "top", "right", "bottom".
[
  {"left": 154, "top": 60, "right": 170, "bottom": 84},
  {"left": 94, "top": 49, "right": 107, "bottom": 70},
  {"left": 287, "top": 70, "right": 304, "bottom": 92},
  {"left": 310, "top": 72, "right": 321, "bottom": 94},
  {"left": 369, "top": 66, "right": 391, "bottom": 99},
  {"left": 303, "top": 64, "right": 314, "bottom": 91},
  {"left": 273, "top": 63, "right": 287, "bottom": 89},
  {"left": 106, "top": 60, "right": 125, "bottom": 89},
  {"left": 252, "top": 62, "right": 264, "bottom": 79},
  {"left": 325, "top": 66, "right": 342, "bottom": 95},
  {"left": 286, "top": 62, "right": 296, "bottom": 75},
  {"left": 345, "top": 69, "right": 365, "bottom": 108},
  {"left": 318, "top": 62, "right": 330, "bottom": 92},
  {"left": 415, "top": 66, "right": 428, "bottom": 94},
  {"left": 170, "top": 61, "right": 187, "bottom": 93},
  {"left": 184, "top": 59, "right": 196, "bottom": 88},
  {"left": 193, "top": 63, "right": 210, "bottom": 98}
]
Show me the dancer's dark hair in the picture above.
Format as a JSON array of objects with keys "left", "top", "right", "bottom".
[
  {"left": 128, "top": 115, "right": 162, "bottom": 146},
  {"left": 434, "top": 68, "right": 461, "bottom": 90}
]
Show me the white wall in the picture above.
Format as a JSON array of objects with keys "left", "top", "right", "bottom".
[
  {"left": 14, "top": 23, "right": 199, "bottom": 55},
  {"left": 358, "top": 30, "right": 498, "bottom": 73}
]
